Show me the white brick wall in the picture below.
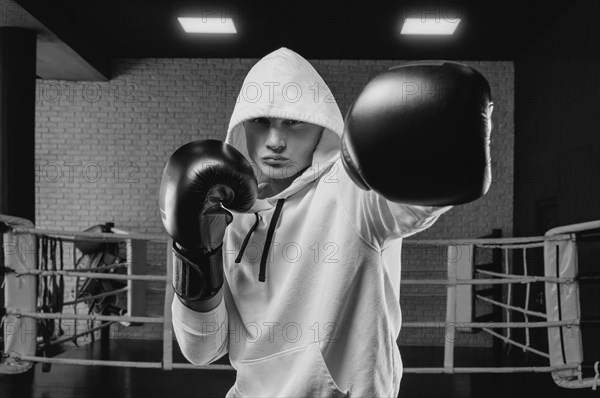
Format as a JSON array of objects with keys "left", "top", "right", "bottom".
[{"left": 34, "top": 57, "right": 514, "bottom": 347}]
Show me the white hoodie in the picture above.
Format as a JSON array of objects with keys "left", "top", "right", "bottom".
[{"left": 172, "top": 48, "right": 451, "bottom": 397}]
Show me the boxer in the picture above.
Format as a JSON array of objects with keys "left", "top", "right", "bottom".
[{"left": 160, "top": 48, "right": 493, "bottom": 397}]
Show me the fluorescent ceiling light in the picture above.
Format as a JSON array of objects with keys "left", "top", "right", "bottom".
[
  {"left": 178, "top": 17, "right": 237, "bottom": 34},
  {"left": 401, "top": 18, "right": 461, "bottom": 35}
]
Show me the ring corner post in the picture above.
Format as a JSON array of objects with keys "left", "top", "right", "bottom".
[{"left": 1, "top": 216, "right": 37, "bottom": 374}]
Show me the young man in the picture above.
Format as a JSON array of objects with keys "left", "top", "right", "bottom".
[{"left": 160, "top": 47, "right": 493, "bottom": 397}]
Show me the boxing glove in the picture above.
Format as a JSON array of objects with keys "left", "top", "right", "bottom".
[
  {"left": 159, "top": 140, "right": 257, "bottom": 310},
  {"left": 341, "top": 60, "right": 493, "bottom": 206}
]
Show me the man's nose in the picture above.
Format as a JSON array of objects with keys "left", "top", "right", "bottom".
[{"left": 265, "top": 128, "right": 286, "bottom": 152}]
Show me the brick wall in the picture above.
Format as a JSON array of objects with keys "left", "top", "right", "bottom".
[{"left": 34, "top": 57, "right": 514, "bottom": 347}]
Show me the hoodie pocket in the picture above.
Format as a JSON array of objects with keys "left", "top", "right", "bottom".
[{"left": 233, "top": 342, "right": 349, "bottom": 398}]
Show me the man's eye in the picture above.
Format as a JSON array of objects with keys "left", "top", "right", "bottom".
[
  {"left": 250, "top": 117, "right": 269, "bottom": 124},
  {"left": 284, "top": 119, "right": 303, "bottom": 126}
]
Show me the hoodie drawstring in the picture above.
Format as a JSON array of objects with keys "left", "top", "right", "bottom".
[
  {"left": 259, "top": 198, "right": 285, "bottom": 282},
  {"left": 234, "top": 198, "right": 285, "bottom": 283},
  {"left": 235, "top": 213, "right": 261, "bottom": 263}
]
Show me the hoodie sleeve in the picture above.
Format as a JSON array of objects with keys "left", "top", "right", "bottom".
[
  {"left": 334, "top": 159, "right": 452, "bottom": 249},
  {"left": 171, "top": 294, "right": 229, "bottom": 365}
]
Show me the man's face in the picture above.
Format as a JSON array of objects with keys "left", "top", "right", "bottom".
[{"left": 244, "top": 118, "right": 324, "bottom": 180}]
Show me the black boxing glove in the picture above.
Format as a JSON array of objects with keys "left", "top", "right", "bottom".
[
  {"left": 159, "top": 140, "right": 257, "bottom": 311},
  {"left": 341, "top": 60, "right": 494, "bottom": 206}
]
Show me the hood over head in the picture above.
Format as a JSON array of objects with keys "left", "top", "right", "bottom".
[{"left": 225, "top": 47, "right": 344, "bottom": 206}]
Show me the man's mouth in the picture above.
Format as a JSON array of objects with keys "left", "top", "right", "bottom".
[{"left": 261, "top": 156, "right": 288, "bottom": 165}]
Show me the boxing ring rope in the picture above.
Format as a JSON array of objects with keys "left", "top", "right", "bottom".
[
  {"left": 38, "top": 321, "right": 118, "bottom": 349},
  {"left": 1, "top": 215, "right": 599, "bottom": 389},
  {"left": 8, "top": 225, "right": 167, "bottom": 243},
  {"left": 401, "top": 276, "right": 570, "bottom": 285},
  {"left": 478, "top": 327, "right": 550, "bottom": 359},
  {"left": 12, "top": 269, "right": 164, "bottom": 281},
  {"left": 400, "top": 320, "right": 578, "bottom": 328},
  {"left": 7, "top": 311, "right": 165, "bottom": 324},
  {"left": 474, "top": 294, "right": 547, "bottom": 319},
  {"left": 62, "top": 287, "right": 129, "bottom": 307}
]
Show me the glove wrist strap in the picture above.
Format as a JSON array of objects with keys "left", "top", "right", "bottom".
[{"left": 172, "top": 242, "right": 224, "bottom": 311}]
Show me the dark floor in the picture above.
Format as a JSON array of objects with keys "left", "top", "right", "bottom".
[{"left": 1, "top": 340, "right": 598, "bottom": 398}]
